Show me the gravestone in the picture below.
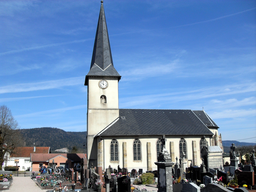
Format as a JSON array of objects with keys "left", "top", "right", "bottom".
[
  {"left": 236, "top": 171, "right": 254, "bottom": 187},
  {"left": 201, "top": 183, "right": 232, "bottom": 192},
  {"left": 209, "top": 168, "right": 217, "bottom": 176},
  {"left": 243, "top": 165, "right": 253, "bottom": 172},
  {"left": 131, "top": 169, "right": 136, "bottom": 178},
  {"left": 208, "top": 146, "right": 223, "bottom": 170},
  {"left": 155, "top": 135, "right": 174, "bottom": 192},
  {"left": 189, "top": 166, "right": 201, "bottom": 182},
  {"left": 217, "top": 170, "right": 228, "bottom": 184},
  {"left": 110, "top": 174, "right": 117, "bottom": 192},
  {"left": 203, "top": 175, "right": 212, "bottom": 186},
  {"left": 230, "top": 143, "right": 239, "bottom": 169},
  {"left": 234, "top": 188, "right": 249, "bottom": 192},
  {"left": 117, "top": 176, "right": 131, "bottom": 192},
  {"left": 139, "top": 169, "right": 143, "bottom": 175},
  {"left": 250, "top": 149, "right": 256, "bottom": 166},
  {"left": 181, "top": 183, "right": 200, "bottom": 192},
  {"left": 105, "top": 168, "right": 111, "bottom": 192},
  {"left": 201, "top": 146, "right": 209, "bottom": 171}
]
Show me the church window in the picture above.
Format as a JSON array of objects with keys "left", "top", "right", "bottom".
[
  {"left": 133, "top": 139, "right": 141, "bottom": 161},
  {"left": 179, "top": 138, "right": 187, "bottom": 159},
  {"left": 110, "top": 139, "right": 118, "bottom": 161},
  {"left": 100, "top": 95, "right": 107, "bottom": 104},
  {"left": 156, "top": 138, "right": 163, "bottom": 157}
]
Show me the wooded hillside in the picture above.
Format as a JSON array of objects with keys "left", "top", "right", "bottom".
[{"left": 18, "top": 127, "right": 86, "bottom": 152}]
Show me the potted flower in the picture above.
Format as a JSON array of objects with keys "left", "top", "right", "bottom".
[
  {"left": 0, "top": 174, "right": 3, "bottom": 182},
  {"left": 95, "top": 178, "right": 103, "bottom": 191},
  {"left": 229, "top": 175, "right": 239, "bottom": 188}
]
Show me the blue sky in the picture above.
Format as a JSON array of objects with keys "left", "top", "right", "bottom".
[{"left": 1, "top": 0, "right": 256, "bottom": 143}]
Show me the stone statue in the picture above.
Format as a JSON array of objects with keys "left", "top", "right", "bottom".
[
  {"left": 161, "top": 135, "right": 166, "bottom": 152},
  {"left": 230, "top": 143, "right": 237, "bottom": 159}
]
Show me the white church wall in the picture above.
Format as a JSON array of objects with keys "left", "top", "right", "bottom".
[{"left": 102, "top": 136, "right": 209, "bottom": 173}]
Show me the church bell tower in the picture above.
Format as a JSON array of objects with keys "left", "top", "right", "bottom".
[{"left": 84, "top": 1, "right": 121, "bottom": 166}]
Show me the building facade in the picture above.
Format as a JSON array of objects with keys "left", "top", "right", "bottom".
[{"left": 85, "top": 2, "right": 222, "bottom": 173}]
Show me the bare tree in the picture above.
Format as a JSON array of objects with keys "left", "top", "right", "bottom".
[{"left": 0, "top": 105, "right": 23, "bottom": 169}]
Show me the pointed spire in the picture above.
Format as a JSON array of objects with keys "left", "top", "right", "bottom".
[{"left": 85, "top": 1, "right": 121, "bottom": 85}]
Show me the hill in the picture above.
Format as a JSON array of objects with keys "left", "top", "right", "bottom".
[
  {"left": 222, "top": 140, "right": 256, "bottom": 153},
  {"left": 18, "top": 127, "right": 86, "bottom": 152},
  {"left": 222, "top": 140, "right": 256, "bottom": 147},
  {"left": 18, "top": 128, "right": 255, "bottom": 154}
]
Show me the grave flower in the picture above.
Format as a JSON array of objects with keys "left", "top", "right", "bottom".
[
  {"left": 3, "top": 178, "right": 8, "bottom": 182},
  {"left": 199, "top": 184, "right": 205, "bottom": 188},
  {"left": 243, "top": 184, "right": 248, "bottom": 188},
  {"left": 95, "top": 178, "right": 103, "bottom": 188}
]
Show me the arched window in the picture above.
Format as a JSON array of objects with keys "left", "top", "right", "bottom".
[
  {"left": 110, "top": 139, "right": 118, "bottom": 161},
  {"left": 156, "top": 138, "right": 163, "bottom": 157},
  {"left": 100, "top": 95, "right": 107, "bottom": 104},
  {"left": 133, "top": 139, "right": 141, "bottom": 161},
  {"left": 179, "top": 138, "right": 187, "bottom": 159}
]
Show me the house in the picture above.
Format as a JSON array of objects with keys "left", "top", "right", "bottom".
[
  {"left": 30, "top": 153, "right": 87, "bottom": 172},
  {"left": 3, "top": 146, "right": 50, "bottom": 171},
  {"left": 85, "top": 1, "right": 223, "bottom": 173}
]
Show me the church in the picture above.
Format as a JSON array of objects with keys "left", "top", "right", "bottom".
[{"left": 84, "top": 1, "right": 223, "bottom": 173}]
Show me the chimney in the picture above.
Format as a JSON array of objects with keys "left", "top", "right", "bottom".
[{"left": 33, "top": 143, "right": 36, "bottom": 152}]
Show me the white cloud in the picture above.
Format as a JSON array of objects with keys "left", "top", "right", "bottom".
[
  {"left": 0, "top": 95, "right": 59, "bottom": 103},
  {"left": 16, "top": 105, "right": 86, "bottom": 118},
  {"left": 210, "top": 109, "right": 256, "bottom": 119},
  {"left": 173, "top": 7, "right": 256, "bottom": 28},
  {"left": 120, "top": 82, "right": 256, "bottom": 108},
  {"left": 0, "top": 76, "right": 84, "bottom": 94},
  {"left": 120, "top": 60, "right": 178, "bottom": 80},
  {"left": 210, "top": 97, "right": 256, "bottom": 108},
  {"left": 0, "top": 39, "right": 92, "bottom": 56}
]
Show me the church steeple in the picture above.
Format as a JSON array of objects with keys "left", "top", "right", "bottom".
[{"left": 85, "top": 1, "right": 121, "bottom": 85}]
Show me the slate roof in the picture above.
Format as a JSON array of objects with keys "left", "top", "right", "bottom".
[
  {"left": 193, "top": 110, "right": 219, "bottom": 128},
  {"left": 11, "top": 147, "right": 50, "bottom": 157},
  {"left": 97, "top": 109, "right": 214, "bottom": 137},
  {"left": 208, "top": 146, "right": 222, "bottom": 153},
  {"left": 85, "top": 1, "right": 121, "bottom": 85}
]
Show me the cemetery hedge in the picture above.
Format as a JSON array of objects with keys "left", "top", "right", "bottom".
[
  {"left": 141, "top": 173, "right": 155, "bottom": 185},
  {"left": 4, "top": 166, "right": 18, "bottom": 171}
]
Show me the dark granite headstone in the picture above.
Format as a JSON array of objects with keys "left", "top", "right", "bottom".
[
  {"left": 181, "top": 183, "right": 200, "bottom": 192},
  {"left": 203, "top": 175, "right": 212, "bottom": 186},
  {"left": 237, "top": 171, "right": 254, "bottom": 186},
  {"left": 243, "top": 165, "right": 253, "bottom": 172},
  {"left": 217, "top": 170, "right": 228, "bottom": 184},
  {"left": 234, "top": 188, "right": 249, "bottom": 192},
  {"left": 117, "top": 176, "right": 131, "bottom": 192},
  {"left": 131, "top": 169, "right": 136, "bottom": 178},
  {"left": 138, "top": 169, "right": 143, "bottom": 175}
]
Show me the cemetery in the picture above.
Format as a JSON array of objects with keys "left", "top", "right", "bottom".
[
  {"left": 76, "top": 142, "right": 255, "bottom": 192},
  {"left": 1, "top": 142, "right": 255, "bottom": 191},
  {"left": 0, "top": 171, "right": 13, "bottom": 190}
]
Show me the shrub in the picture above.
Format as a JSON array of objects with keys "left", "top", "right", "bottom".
[
  {"left": 141, "top": 173, "right": 154, "bottom": 185},
  {"left": 133, "top": 177, "right": 142, "bottom": 185},
  {"left": 4, "top": 166, "right": 18, "bottom": 171}
]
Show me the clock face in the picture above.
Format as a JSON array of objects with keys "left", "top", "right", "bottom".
[{"left": 99, "top": 80, "right": 108, "bottom": 89}]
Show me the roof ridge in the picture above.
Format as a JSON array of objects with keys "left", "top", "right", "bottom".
[{"left": 96, "top": 117, "right": 120, "bottom": 136}]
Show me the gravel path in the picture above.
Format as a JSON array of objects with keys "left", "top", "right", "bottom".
[{"left": 8, "top": 176, "right": 49, "bottom": 192}]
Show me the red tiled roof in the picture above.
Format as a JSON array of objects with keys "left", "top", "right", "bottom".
[
  {"left": 31, "top": 153, "right": 87, "bottom": 162},
  {"left": 11, "top": 147, "right": 50, "bottom": 157}
]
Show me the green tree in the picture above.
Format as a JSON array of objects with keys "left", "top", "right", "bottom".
[
  {"left": 0, "top": 105, "right": 23, "bottom": 169},
  {"left": 71, "top": 146, "right": 78, "bottom": 153}
]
